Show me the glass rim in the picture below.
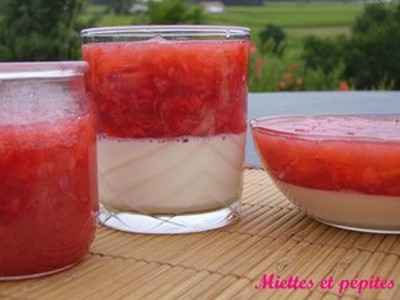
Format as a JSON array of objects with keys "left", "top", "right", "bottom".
[
  {"left": 0, "top": 61, "right": 88, "bottom": 80},
  {"left": 81, "top": 25, "right": 251, "bottom": 42},
  {"left": 250, "top": 113, "right": 400, "bottom": 143}
]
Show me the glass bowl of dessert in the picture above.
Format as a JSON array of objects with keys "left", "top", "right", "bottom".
[
  {"left": 81, "top": 25, "right": 250, "bottom": 234},
  {"left": 0, "top": 62, "right": 98, "bottom": 280},
  {"left": 251, "top": 114, "right": 400, "bottom": 234}
]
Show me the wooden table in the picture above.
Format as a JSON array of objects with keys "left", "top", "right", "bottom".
[{"left": 1, "top": 169, "right": 400, "bottom": 300}]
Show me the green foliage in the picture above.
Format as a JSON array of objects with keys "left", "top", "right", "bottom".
[
  {"left": 303, "top": 65, "right": 344, "bottom": 91},
  {"left": 206, "top": 3, "right": 362, "bottom": 33},
  {"left": 258, "top": 24, "right": 287, "bottom": 56},
  {"left": 248, "top": 50, "right": 304, "bottom": 92},
  {"left": 148, "top": 0, "right": 205, "bottom": 25},
  {"left": 302, "top": 36, "right": 346, "bottom": 91},
  {"left": 248, "top": 40, "right": 347, "bottom": 92},
  {"left": 352, "top": 3, "right": 390, "bottom": 34},
  {"left": 301, "top": 3, "right": 400, "bottom": 90},
  {"left": 302, "top": 35, "right": 345, "bottom": 76},
  {"left": 343, "top": 3, "right": 400, "bottom": 89},
  {"left": 110, "top": 0, "right": 133, "bottom": 15},
  {"left": 0, "top": 0, "right": 90, "bottom": 61},
  {"left": 0, "top": 1, "right": 7, "bottom": 14},
  {"left": 248, "top": 54, "right": 282, "bottom": 92}
]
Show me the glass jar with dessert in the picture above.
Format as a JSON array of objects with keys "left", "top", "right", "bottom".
[{"left": 0, "top": 62, "right": 98, "bottom": 280}]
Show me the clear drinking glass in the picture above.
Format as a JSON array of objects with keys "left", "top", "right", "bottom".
[
  {"left": 81, "top": 25, "right": 250, "bottom": 234},
  {"left": 0, "top": 62, "right": 98, "bottom": 280}
]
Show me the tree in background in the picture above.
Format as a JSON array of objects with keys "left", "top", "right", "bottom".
[
  {"left": 148, "top": 0, "right": 204, "bottom": 25},
  {"left": 0, "top": 1, "right": 7, "bottom": 13},
  {"left": 302, "top": 3, "right": 400, "bottom": 90},
  {"left": 110, "top": 0, "right": 133, "bottom": 14},
  {"left": 343, "top": 3, "right": 400, "bottom": 89},
  {"left": 258, "top": 24, "right": 287, "bottom": 56},
  {"left": 303, "top": 35, "right": 344, "bottom": 76},
  {"left": 0, "top": 0, "right": 88, "bottom": 61}
]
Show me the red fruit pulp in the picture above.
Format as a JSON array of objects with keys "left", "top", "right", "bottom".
[
  {"left": 82, "top": 40, "right": 249, "bottom": 138},
  {"left": 0, "top": 113, "right": 97, "bottom": 278},
  {"left": 252, "top": 115, "right": 400, "bottom": 196}
]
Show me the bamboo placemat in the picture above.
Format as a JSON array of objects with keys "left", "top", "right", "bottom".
[{"left": 1, "top": 169, "right": 400, "bottom": 300}]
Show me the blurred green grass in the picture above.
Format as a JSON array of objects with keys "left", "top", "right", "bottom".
[
  {"left": 85, "top": 2, "right": 363, "bottom": 36},
  {"left": 207, "top": 3, "right": 362, "bottom": 29}
]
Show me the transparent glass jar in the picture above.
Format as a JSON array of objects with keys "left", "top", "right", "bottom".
[
  {"left": 81, "top": 25, "right": 250, "bottom": 234},
  {"left": 0, "top": 62, "right": 98, "bottom": 280}
]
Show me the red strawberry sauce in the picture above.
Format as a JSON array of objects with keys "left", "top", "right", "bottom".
[
  {"left": 82, "top": 40, "right": 249, "bottom": 138},
  {"left": 252, "top": 115, "right": 400, "bottom": 196},
  {"left": 0, "top": 112, "right": 97, "bottom": 278}
]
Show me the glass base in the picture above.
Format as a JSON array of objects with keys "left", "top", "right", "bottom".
[
  {"left": 314, "top": 217, "right": 400, "bottom": 234},
  {"left": 0, "top": 263, "right": 76, "bottom": 281},
  {"left": 98, "top": 201, "right": 240, "bottom": 234}
]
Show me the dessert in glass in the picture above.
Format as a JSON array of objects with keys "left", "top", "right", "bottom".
[
  {"left": 81, "top": 25, "right": 250, "bottom": 234},
  {"left": 0, "top": 62, "right": 98, "bottom": 280},
  {"left": 251, "top": 114, "right": 400, "bottom": 234}
]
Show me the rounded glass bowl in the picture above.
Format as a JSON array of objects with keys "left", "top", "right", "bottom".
[{"left": 251, "top": 114, "right": 400, "bottom": 234}]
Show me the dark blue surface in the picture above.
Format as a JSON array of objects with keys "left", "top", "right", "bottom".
[{"left": 246, "top": 91, "right": 400, "bottom": 167}]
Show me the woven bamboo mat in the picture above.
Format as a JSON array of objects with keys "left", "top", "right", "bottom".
[{"left": 2, "top": 169, "right": 400, "bottom": 300}]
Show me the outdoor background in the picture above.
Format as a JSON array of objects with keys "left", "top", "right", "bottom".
[{"left": 0, "top": 0, "right": 399, "bottom": 92}]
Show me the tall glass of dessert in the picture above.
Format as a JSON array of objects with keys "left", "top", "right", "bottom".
[{"left": 81, "top": 26, "right": 250, "bottom": 234}]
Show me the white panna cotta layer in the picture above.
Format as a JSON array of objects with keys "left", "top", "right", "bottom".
[
  {"left": 276, "top": 180, "right": 400, "bottom": 231},
  {"left": 98, "top": 133, "right": 246, "bottom": 214}
]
